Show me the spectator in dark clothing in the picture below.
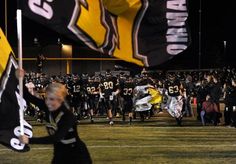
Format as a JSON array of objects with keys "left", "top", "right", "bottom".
[
  {"left": 210, "top": 75, "right": 222, "bottom": 112},
  {"left": 227, "top": 79, "right": 236, "bottom": 127},
  {"left": 183, "top": 75, "right": 194, "bottom": 117},
  {"left": 196, "top": 80, "right": 208, "bottom": 120},
  {"left": 36, "top": 53, "right": 46, "bottom": 73},
  {"left": 223, "top": 82, "right": 232, "bottom": 125},
  {"left": 204, "top": 75, "right": 214, "bottom": 95}
]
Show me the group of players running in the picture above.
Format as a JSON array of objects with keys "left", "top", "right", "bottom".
[{"left": 25, "top": 70, "right": 192, "bottom": 126}]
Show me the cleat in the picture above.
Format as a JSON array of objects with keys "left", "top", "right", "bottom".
[{"left": 109, "top": 121, "right": 114, "bottom": 125}]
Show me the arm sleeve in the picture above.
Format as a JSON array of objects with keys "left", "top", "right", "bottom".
[
  {"left": 30, "top": 114, "right": 76, "bottom": 144},
  {"left": 23, "top": 85, "right": 47, "bottom": 112}
]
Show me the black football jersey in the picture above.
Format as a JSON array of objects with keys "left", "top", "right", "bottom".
[
  {"left": 86, "top": 82, "right": 100, "bottom": 97},
  {"left": 100, "top": 76, "right": 119, "bottom": 97},
  {"left": 121, "top": 82, "right": 135, "bottom": 100},
  {"left": 66, "top": 80, "right": 74, "bottom": 94},
  {"left": 73, "top": 80, "right": 82, "bottom": 93},
  {"left": 166, "top": 79, "right": 181, "bottom": 97}
]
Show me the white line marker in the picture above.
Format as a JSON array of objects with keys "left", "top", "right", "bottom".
[{"left": 1, "top": 144, "right": 236, "bottom": 152}]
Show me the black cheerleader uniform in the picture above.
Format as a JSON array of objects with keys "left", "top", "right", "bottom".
[{"left": 23, "top": 88, "right": 92, "bottom": 164}]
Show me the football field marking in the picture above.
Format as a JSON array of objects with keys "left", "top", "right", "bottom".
[{"left": 1, "top": 144, "right": 236, "bottom": 152}]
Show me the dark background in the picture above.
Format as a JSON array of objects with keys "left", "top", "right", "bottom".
[{"left": 0, "top": 0, "right": 235, "bottom": 71}]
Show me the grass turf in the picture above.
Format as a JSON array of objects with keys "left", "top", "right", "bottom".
[{"left": 1, "top": 116, "right": 236, "bottom": 164}]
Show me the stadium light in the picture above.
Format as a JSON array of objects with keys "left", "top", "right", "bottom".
[
  {"left": 223, "top": 41, "right": 227, "bottom": 48},
  {"left": 57, "top": 38, "right": 61, "bottom": 45},
  {"left": 62, "top": 44, "right": 72, "bottom": 57},
  {"left": 34, "top": 37, "right": 38, "bottom": 45},
  {"left": 61, "top": 44, "right": 72, "bottom": 74}
]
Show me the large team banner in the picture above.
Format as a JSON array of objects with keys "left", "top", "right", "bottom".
[
  {"left": 0, "top": 28, "right": 33, "bottom": 152},
  {"left": 21, "top": 0, "right": 190, "bottom": 67}
]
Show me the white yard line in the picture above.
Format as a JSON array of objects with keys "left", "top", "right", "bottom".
[{"left": 1, "top": 144, "right": 236, "bottom": 152}]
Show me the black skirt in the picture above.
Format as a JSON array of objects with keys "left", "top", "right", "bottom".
[{"left": 52, "top": 140, "right": 92, "bottom": 164}]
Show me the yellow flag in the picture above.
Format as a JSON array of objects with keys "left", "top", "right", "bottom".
[
  {"left": 0, "top": 28, "right": 14, "bottom": 79},
  {"left": 103, "top": 0, "right": 130, "bottom": 15},
  {"left": 148, "top": 87, "right": 162, "bottom": 105}
]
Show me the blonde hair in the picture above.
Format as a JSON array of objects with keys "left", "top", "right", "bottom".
[{"left": 45, "top": 82, "right": 68, "bottom": 101}]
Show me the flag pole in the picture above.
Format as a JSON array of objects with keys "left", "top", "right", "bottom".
[
  {"left": 5, "top": 0, "right": 8, "bottom": 37},
  {"left": 198, "top": 0, "right": 202, "bottom": 70},
  {"left": 16, "top": 9, "right": 24, "bottom": 136}
]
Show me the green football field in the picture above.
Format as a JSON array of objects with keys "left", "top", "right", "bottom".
[{"left": 1, "top": 114, "right": 236, "bottom": 164}]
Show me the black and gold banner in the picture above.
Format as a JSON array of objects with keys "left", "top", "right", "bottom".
[
  {"left": 0, "top": 28, "right": 32, "bottom": 152},
  {"left": 21, "top": 0, "right": 190, "bottom": 67}
]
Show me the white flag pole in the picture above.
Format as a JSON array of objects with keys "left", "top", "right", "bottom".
[
  {"left": 16, "top": 9, "right": 24, "bottom": 136},
  {"left": 5, "top": 0, "right": 8, "bottom": 37}
]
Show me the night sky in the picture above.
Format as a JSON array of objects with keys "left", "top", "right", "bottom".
[{"left": 0, "top": 0, "right": 235, "bottom": 70}]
